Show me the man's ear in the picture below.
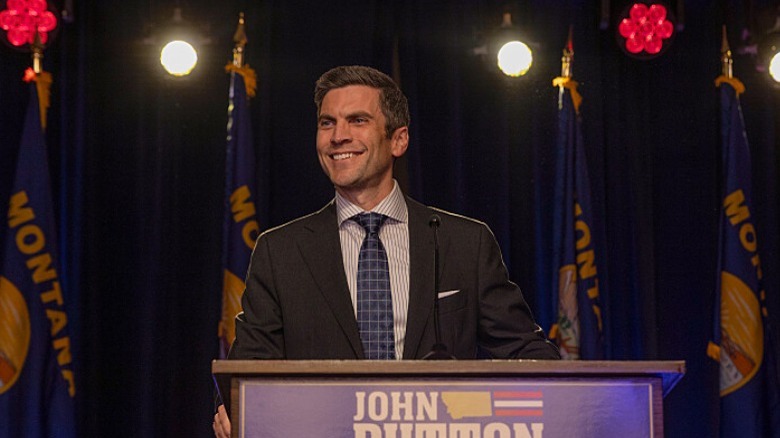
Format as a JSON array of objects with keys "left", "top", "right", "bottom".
[{"left": 390, "top": 127, "right": 409, "bottom": 158}]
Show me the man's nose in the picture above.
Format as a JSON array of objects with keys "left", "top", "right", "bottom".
[{"left": 331, "top": 121, "right": 351, "bottom": 145}]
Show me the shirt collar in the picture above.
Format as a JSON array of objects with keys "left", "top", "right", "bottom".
[{"left": 336, "top": 180, "right": 408, "bottom": 226}]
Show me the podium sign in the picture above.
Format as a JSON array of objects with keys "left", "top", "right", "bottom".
[{"left": 213, "top": 360, "right": 684, "bottom": 438}]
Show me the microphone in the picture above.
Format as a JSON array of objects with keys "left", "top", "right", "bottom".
[{"left": 423, "top": 214, "right": 455, "bottom": 360}]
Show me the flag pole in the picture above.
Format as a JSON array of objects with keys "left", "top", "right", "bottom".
[
  {"left": 232, "top": 12, "right": 248, "bottom": 68},
  {"left": 225, "top": 13, "right": 256, "bottom": 97},
  {"left": 553, "top": 27, "right": 581, "bottom": 114},
  {"left": 25, "top": 31, "right": 52, "bottom": 129},
  {"left": 561, "top": 26, "right": 573, "bottom": 79},
  {"left": 721, "top": 25, "right": 732, "bottom": 79},
  {"left": 558, "top": 27, "right": 573, "bottom": 109},
  {"left": 31, "top": 31, "right": 44, "bottom": 74},
  {"left": 714, "top": 26, "right": 744, "bottom": 96},
  {"left": 219, "top": 12, "right": 258, "bottom": 360}
]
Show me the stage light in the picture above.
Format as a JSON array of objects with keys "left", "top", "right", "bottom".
[
  {"left": 617, "top": 2, "right": 675, "bottom": 59},
  {"left": 158, "top": 8, "right": 199, "bottom": 76},
  {"left": 497, "top": 40, "right": 532, "bottom": 77},
  {"left": 769, "top": 54, "right": 780, "bottom": 83},
  {"left": 469, "top": 9, "right": 535, "bottom": 78},
  {"left": 758, "top": 32, "right": 780, "bottom": 83},
  {"left": 144, "top": 6, "right": 210, "bottom": 78},
  {"left": 494, "top": 12, "right": 533, "bottom": 77},
  {"left": 160, "top": 40, "right": 198, "bottom": 76}
]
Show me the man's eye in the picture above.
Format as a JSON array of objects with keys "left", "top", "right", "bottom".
[
  {"left": 352, "top": 118, "right": 367, "bottom": 124},
  {"left": 319, "top": 120, "right": 334, "bottom": 128}
]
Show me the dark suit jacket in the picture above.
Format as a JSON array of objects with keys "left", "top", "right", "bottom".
[{"left": 229, "top": 196, "right": 559, "bottom": 360}]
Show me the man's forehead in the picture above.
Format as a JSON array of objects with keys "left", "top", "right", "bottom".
[{"left": 320, "top": 85, "right": 382, "bottom": 113}]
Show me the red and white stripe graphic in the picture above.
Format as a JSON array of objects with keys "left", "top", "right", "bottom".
[{"left": 492, "top": 391, "right": 544, "bottom": 417}]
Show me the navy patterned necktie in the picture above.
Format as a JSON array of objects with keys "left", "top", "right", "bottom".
[{"left": 353, "top": 212, "right": 395, "bottom": 359}]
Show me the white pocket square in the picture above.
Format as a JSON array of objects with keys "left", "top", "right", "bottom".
[{"left": 437, "top": 289, "right": 460, "bottom": 299}]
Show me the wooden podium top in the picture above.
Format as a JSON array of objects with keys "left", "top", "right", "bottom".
[{"left": 212, "top": 359, "right": 685, "bottom": 396}]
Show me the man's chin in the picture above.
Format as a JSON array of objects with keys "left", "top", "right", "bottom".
[
  {"left": 332, "top": 180, "right": 362, "bottom": 192},
  {"left": 327, "top": 170, "right": 361, "bottom": 187}
]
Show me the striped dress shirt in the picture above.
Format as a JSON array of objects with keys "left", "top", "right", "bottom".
[{"left": 336, "top": 180, "right": 410, "bottom": 359}]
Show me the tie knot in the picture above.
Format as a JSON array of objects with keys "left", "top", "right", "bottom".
[{"left": 353, "top": 212, "right": 388, "bottom": 236}]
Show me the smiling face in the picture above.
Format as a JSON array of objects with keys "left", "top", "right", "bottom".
[{"left": 316, "top": 85, "right": 408, "bottom": 210}]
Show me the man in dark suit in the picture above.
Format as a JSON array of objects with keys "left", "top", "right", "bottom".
[{"left": 213, "top": 65, "right": 558, "bottom": 437}]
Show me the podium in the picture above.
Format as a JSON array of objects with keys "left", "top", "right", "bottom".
[{"left": 212, "top": 360, "right": 684, "bottom": 438}]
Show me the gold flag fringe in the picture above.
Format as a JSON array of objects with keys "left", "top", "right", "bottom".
[
  {"left": 714, "top": 75, "right": 745, "bottom": 96},
  {"left": 225, "top": 64, "right": 257, "bottom": 98},
  {"left": 23, "top": 68, "right": 53, "bottom": 129},
  {"left": 707, "top": 341, "right": 721, "bottom": 362},
  {"left": 553, "top": 77, "right": 583, "bottom": 114}
]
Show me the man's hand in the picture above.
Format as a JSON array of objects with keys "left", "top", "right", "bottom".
[{"left": 213, "top": 404, "right": 231, "bottom": 438}]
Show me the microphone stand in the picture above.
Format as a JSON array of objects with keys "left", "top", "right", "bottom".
[{"left": 423, "top": 214, "right": 455, "bottom": 360}]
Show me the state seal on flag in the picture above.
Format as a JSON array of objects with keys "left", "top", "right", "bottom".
[
  {"left": 719, "top": 271, "right": 763, "bottom": 395},
  {"left": 0, "top": 276, "right": 31, "bottom": 393}
]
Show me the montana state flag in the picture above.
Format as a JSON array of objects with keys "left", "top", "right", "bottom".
[
  {"left": 219, "top": 66, "right": 259, "bottom": 357},
  {"left": 0, "top": 83, "right": 76, "bottom": 436},
  {"left": 549, "top": 77, "right": 605, "bottom": 360},
  {"left": 710, "top": 76, "right": 780, "bottom": 437}
]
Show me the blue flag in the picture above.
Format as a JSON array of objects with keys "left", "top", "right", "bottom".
[
  {"left": 550, "top": 78, "right": 605, "bottom": 360},
  {"left": 711, "top": 77, "right": 780, "bottom": 437},
  {"left": 0, "top": 83, "right": 76, "bottom": 437},
  {"left": 219, "top": 68, "right": 259, "bottom": 357}
]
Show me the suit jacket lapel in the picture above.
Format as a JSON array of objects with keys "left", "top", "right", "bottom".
[
  {"left": 403, "top": 198, "right": 438, "bottom": 359},
  {"left": 297, "top": 202, "right": 364, "bottom": 358}
]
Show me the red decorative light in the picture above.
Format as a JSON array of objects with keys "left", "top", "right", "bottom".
[
  {"left": 23, "top": 66, "right": 36, "bottom": 82},
  {"left": 0, "top": 0, "right": 58, "bottom": 47},
  {"left": 618, "top": 2, "right": 674, "bottom": 56}
]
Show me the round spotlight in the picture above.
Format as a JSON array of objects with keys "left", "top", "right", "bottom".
[
  {"left": 758, "top": 32, "right": 780, "bottom": 83},
  {"left": 497, "top": 40, "right": 533, "bottom": 77},
  {"left": 160, "top": 40, "right": 198, "bottom": 76},
  {"left": 769, "top": 54, "right": 780, "bottom": 83}
]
